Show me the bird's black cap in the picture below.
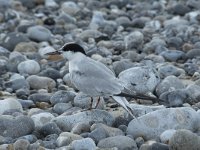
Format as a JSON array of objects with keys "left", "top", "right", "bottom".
[{"left": 61, "top": 42, "right": 86, "bottom": 55}]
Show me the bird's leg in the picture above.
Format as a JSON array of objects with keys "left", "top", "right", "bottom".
[
  {"left": 94, "top": 96, "right": 100, "bottom": 109},
  {"left": 89, "top": 97, "right": 93, "bottom": 110}
]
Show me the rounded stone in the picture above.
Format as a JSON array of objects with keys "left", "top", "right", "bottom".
[
  {"left": 17, "top": 60, "right": 40, "bottom": 75},
  {"left": 30, "top": 112, "right": 55, "bottom": 129},
  {"left": 71, "top": 138, "right": 96, "bottom": 150},
  {"left": 97, "top": 135, "right": 137, "bottom": 150},
  {"left": 160, "top": 129, "right": 176, "bottom": 144},
  {"left": 13, "top": 139, "right": 30, "bottom": 150},
  {"left": 50, "top": 90, "right": 76, "bottom": 105},
  {"left": 27, "top": 25, "right": 52, "bottom": 42},
  {"left": 0, "top": 98, "right": 23, "bottom": 115},
  {"left": 0, "top": 115, "right": 34, "bottom": 138},
  {"left": 169, "top": 129, "right": 200, "bottom": 150},
  {"left": 56, "top": 132, "right": 83, "bottom": 147},
  {"left": 26, "top": 75, "right": 56, "bottom": 91},
  {"left": 53, "top": 110, "right": 115, "bottom": 131}
]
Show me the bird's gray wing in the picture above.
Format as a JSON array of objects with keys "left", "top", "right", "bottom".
[{"left": 70, "top": 57, "right": 124, "bottom": 96}]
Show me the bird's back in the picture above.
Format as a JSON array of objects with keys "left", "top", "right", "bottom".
[{"left": 69, "top": 53, "right": 124, "bottom": 97}]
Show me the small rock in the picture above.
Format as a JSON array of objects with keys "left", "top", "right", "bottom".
[
  {"left": 119, "top": 66, "right": 160, "bottom": 94},
  {"left": 38, "top": 68, "right": 61, "bottom": 80},
  {"left": 124, "top": 31, "right": 144, "bottom": 50},
  {"left": 169, "top": 129, "right": 200, "bottom": 150},
  {"left": 140, "top": 141, "right": 169, "bottom": 150},
  {"left": 31, "top": 112, "right": 55, "bottom": 129},
  {"left": 61, "top": 1, "right": 80, "bottom": 15},
  {"left": 28, "top": 93, "right": 51, "bottom": 103},
  {"left": 40, "top": 122, "right": 61, "bottom": 136},
  {"left": 157, "top": 64, "right": 185, "bottom": 78},
  {"left": 186, "top": 49, "right": 200, "bottom": 58},
  {"left": 27, "top": 25, "right": 52, "bottom": 42},
  {"left": 89, "top": 126, "right": 109, "bottom": 143},
  {"left": 112, "top": 59, "right": 134, "bottom": 76},
  {"left": 0, "top": 32, "right": 29, "bottom": 51},
  {"left": 53, "top": 110, "right": 115, "bottom": 131},
  {"left": 170, "top": 3, "right": 190, "bottom": 16},
  {"left": 14, "top": 42, "right": 38, "bottom": 55},
  {"left": 4, "top": 77, "right": 30, "bottom": 91},
  {"left": 50, "top": 90, "right": 76, "bottom": 105},
  {"left": 0, "top": 98, "right": 22, "bottom": 115},
  {"left": 71, "top": 138, "right": 96, "bottom": 150},
  {"left": 160, "top": 129, "right": 176, "bottom": 144},
  {"left": 7, "top": 52, "right": 26, "bottom": 72},
  {"left": 13, "top": 139, "right": 30, "bottom": 150},
  {"left": 97, "top": 135, "right": 137, "bottom": 150},
  {"left": 17, "top": 60, "right": 40, "bottom": 75},
  {"left": 56, "top": 132, "right": 82, "bottom": 147},
  {"left": 0, "top": 115, "right": 34, "bottom": 138},
  {"left": 156, "top": 75, "right": 185, "bottom": 96},
  {"left": 26, "top": 75, "right": 56, "bottom": 91},
  {"left": 71, "top": 122, "right": 90, "bottom": 135},
  {"left": 91, "top": 123, "right": 124, "bottom": 137},
  {"left": 159, "top": 89, "right": 188, "bottom": 107},
  {"left": 53, "top": 102, "right": 73, "bottom": 115},
  {"left": 160, "top": 50, "right": 185, "bottom": 62}
]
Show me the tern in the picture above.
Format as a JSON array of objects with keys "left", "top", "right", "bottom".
[{"left": 47, "top": 43, "right": 159, "bottom": 118}]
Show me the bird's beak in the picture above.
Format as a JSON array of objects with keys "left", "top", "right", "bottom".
[{"left": 45, "top": 50, "right": 64, "bottom": 61}]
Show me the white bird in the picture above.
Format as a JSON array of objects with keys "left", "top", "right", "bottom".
[{"left": 47, "top": 43, "right": 159, "bottom": 118}]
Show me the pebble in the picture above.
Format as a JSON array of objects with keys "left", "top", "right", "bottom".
[
  {"left": 53, "top": 102, "right": 73, "bottom": 115},
  {"left": 53, "top": 110, "right": 115, "bottom": 131},
  {"left": 0, "top": 115, "right": 34, "bottom": 138},
  {"left": 159, "top": 89, "right": 188, "bottom": 107},
  {"left": 119, "top": 66, "right": 160, "bottom": 94},
  {"left": 156, "top": 75, "right": 185, "bottom": 96},
  {"left": 27, "top": 25, "right": 52, "bottom": 42},
  {"left": 13, "top": 139, "right": 30, "bottom": 150},
  {"left": 127, "top": 107, "right": 199, "bottom": 140},
  {"left": 30, "top": 112, "right": 55, "bottom": 129},
  {"left": 0, "top": 32, "right": 30, "bottom": 51},
  {"left": 91, "top": 123, "right": 124, "bottom": 137},
  {"left": 50, "top": 90, "right": 76, "bottom": 105},
  {"left": 71, "top": 122, "right": 90, "bottom": 135},
  {"left": 14, "top": 42, "right": 38, "bottom": 55},
  {"left": 169, "top": 129, "right": 200, "bottom": 150},
  {"left": 17, "top": 60, "right": 40, "bottom": 75},
  {"left": 140, "top": 141, "right": 169, "bottom": 150},
  {"left": 61, "top": 1, "right": 80, "bottom": 15},
  {"left": 160, "top": 129, "right": 176, "bottom": 144},
  {"left": 7, "top": 52, "right": 26, "bottom": 72},
  {"left": 157, "top": 64, "right": 185, "bottom": 78},
  {"left": 112, "top": 59, "right": 134, "bottom": 75},
  {"left": 4, "top": 76, "right": 29, "bottom": 91},
  {"left": 56, "top": 132, "right": 82, "bottom": 147},
  {"left": 40, "top": 122, "right": 61, "bottom": 136},
  {"left": 71, "top": 138, "right": 96, "bottom": 150},
  {"left": 160, "top": 50, "right": 185, "bottom": 62},
  {"left": 26, "top": 75, "right": 56, "bottom": 91},
  {"left": 28, "top": 93, "right": 51, "bottom": 103},
  {"left": 0, "top": 98, "right": 23, "bottom": 114},
  {"left": 97, "top": 135, "right": 138, "bottom": 150},
  {"left": 124, "top": 31, "right": 144, "bottom": 50},
  {"left": 38, "top": 68, "right": 61, "bottom": 80}
]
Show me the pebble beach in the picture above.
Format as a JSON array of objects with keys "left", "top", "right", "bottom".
[{"left": 0, "top": 0, "right": 200, "bottom": 149}]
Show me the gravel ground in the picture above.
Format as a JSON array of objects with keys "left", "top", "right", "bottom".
[{"left": 0, "top": 0, "right": 200, "bottom": 150}]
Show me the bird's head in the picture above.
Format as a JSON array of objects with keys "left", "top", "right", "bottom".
[{"left": 46, "top": 42, "right": 86, "bottom": 61}]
